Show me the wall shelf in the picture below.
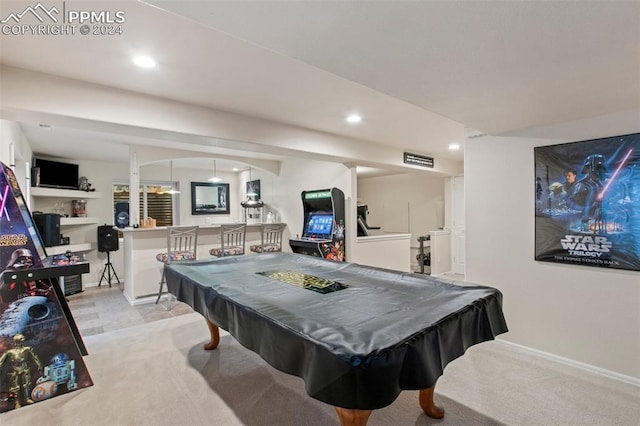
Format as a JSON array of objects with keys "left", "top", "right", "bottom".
[
  {"left": 31, "top": 189, "right": 102, "bottom": 259},
  {"left": 60, "top": 217, "right": 100, "bottom": 226},
  {"left": 31, "top": 187, "right": 102, "bottom": 199}
]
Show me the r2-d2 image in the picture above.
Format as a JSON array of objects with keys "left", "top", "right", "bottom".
[{"left": 44, "top": 353, "right": 77, "bottom": 391}]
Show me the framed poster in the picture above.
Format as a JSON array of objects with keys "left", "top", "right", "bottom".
[
  {"left": 246, "top": 179, "right": 260, "bottom": 199},
  {"left": 534, "top": 133, "right": 640, "bottom": 271},
  {"left": 190, "top": 182, "right": 229, "bottom": 215}
]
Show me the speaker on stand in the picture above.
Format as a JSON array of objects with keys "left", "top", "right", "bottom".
[{"left": 97, "top": 224, "right": 120, "bottom": 287}]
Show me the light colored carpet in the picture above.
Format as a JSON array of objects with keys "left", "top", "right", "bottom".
[{"left": 3, "top": 313, "right": 639, "bottom": 425}]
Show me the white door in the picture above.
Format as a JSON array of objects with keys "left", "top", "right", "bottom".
[{"left": 452, "top": 176, "right": 465, "bottom": 274}]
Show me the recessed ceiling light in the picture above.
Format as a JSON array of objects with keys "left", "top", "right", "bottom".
[
  {"left": 448, "top": 143, "right": 461, "bottom": 150},
  {"left": 132, "top": 56, "right": 156, "bottom": 68},
  {"left": 346, "top": 114, "right": 362, "bottom": 124}
]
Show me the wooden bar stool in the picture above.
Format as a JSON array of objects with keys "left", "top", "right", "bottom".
[{"left": 155, "top": 225, "right": 199, "bottom": 310}]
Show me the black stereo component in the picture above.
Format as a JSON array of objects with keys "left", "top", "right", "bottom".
[
  {"left": 97, "top": 225, "right": 119, "bottom": 252},
  {"left": 115, "top": 202, "right": 129, "bottom": 228},
  {"left": 33, "top": 213, "right": 61, "bottom": 247},
  {"left": 63, "top": 274, "right": 83, "bottom": 296}
]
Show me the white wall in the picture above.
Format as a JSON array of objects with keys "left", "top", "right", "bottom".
[
  {"left": 358, "top": 172, "right": 446, "bottom": 271},
  {"left": 0, "top": 119, "right": 33, "bottom": 196},
  {"left": 466, "top": 134, "right": 640, "bottom": 380},
  {"left": 268, "top": 158, "right": 353, "bottom": 249},
  {"left": 138, "top": 163, "right": 241, "bottom": 225}
]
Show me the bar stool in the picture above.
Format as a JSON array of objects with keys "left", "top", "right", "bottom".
[
  {"left": 155, "top": 225, "right": 199, "bottom": 310},
  {"left": 250, "top": 223, "right": 286, "bottom": 253},
  {"left": 210, "top": 224, "right": 246, "bottom": 257}
]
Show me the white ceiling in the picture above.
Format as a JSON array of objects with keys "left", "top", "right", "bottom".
[
  {"left": 1, "top": 1, "right": 639, "bottom": 171},
  {"left": 152, "top": 0, "right": 640, "bottom": 135},
  {"left": 19, "top": 124, "right": 284, "bottom": 173}
]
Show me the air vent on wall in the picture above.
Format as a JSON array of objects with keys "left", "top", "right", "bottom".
[{"left": 467, "top": 132, "right": 487, "bottom": 139}]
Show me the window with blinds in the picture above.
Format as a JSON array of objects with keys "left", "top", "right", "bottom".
[{"left": 113, "top": 184, "right": 174, "bottom": 226}]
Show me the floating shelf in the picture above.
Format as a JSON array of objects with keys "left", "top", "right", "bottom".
[
  {"left": 47, "top": 243, "right": 93, "bottom": 256},
  {"left": 31, "top": 187, "right": 102, "bottom": 199},
  {"left": 60, "top": 217, "right": 100, "bottom": 226}
]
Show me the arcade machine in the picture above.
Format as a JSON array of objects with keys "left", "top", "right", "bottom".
[
  {"left": 0, "top": 162, "right": 93, "bottom": 413},
  {"left": 289, "top": 188, "right": 346, "bottom": 261}
]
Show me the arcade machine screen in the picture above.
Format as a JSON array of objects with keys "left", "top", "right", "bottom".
[{"left": 303, "top": 212, "right": 334, "bottom": 240}]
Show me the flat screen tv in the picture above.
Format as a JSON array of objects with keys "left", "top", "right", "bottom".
[
  {"left": 33, "top": 158, "right": 79, "bottom": 189},
  {"left": 303, "top": 212, "right": 334, "bottom": 239}
]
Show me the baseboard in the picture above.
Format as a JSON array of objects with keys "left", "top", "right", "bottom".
[
  {"left": 122, "top": 291, "right": 157, "bottom": 306},
  {"left": 496, "top": 339, "right": 640, "bottom": 387},
  {"left": 122, "top": 290, "right": 135, "bottom": 305},
  {"left": 84, "top": 281, "right": 121, "bottom": 289}
]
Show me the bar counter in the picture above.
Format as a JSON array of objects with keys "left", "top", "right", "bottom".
[{"left": 119, "top": 224, "right": 263, "bottom": 304}]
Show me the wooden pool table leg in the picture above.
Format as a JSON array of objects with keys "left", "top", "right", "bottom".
[
  {"left": 419, "top": 384, "right": 444, "bottom": 419},
  {"left": 201, "top": 317, "right": 442, "bottom": 423},
  {"left": 334, "top": 407, "right": 372, "bottom": 426},
  {"left": 203, "top": 318, "right": 220, "bottom": 350}
]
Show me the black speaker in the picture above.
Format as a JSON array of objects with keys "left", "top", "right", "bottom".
[
  {"left": 97, "top": 225, "right": 119, "bottom": 252},
  {"left": 33, "top": 213, "right": 61, "bottom": 247},
  {"left": 115, "top": 202, "right": 129, "bottom": 228}
]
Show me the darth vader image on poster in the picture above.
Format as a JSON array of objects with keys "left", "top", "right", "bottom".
[{"left": 535, "top": 133, "right": 640, "bottom": 271}]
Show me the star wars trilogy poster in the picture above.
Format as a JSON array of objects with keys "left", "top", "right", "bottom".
[{"left": 535, "top": 133, "right": 640, "bottom": 271}]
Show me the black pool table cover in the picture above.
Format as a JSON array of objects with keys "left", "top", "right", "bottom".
[{"left": 164, "top": 252, "right": 508, "bottom": 410}]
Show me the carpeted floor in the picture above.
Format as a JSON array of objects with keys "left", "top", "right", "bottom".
[{"left": 3, "top": 312, "right": 639, "bottom": 425}]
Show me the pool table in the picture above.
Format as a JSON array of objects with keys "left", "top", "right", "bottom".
[{"left": 164, "top": 252, "right": 507, "bottom": 425}]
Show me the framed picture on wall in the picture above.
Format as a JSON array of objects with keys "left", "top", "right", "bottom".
[
  {"left": 191, "top": 182, "right": 230, "bottom": 215},
  {"left": 534, "top": 133, "right": 640, "bottom": 271},
  {"left": 246, "top": 179, "right": 260, "bottom": 199}
]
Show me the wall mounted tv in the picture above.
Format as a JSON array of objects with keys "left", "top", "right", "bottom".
[{"left": 33, "top": 158, "right": 79, "bottom": 189}]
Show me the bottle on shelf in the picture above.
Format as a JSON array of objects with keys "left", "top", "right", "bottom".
[{"left": 72, "top": 199, "right": 87, "bottom": 217}]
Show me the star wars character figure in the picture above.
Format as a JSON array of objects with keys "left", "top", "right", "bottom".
[
  {"left": 43, "top": 353, "right": 76, "bottom": 392},
  {"left": 548, "top": 182, "right": 568, "bottom": 210},
  {"left": 0, "top": 248, "right": 51, "bottom": 305},
  {"left": 568, "top": 154, "right": 608, "bottom": 231},
  {"left": 0, "top": 333, "right": 43, "bottom": 409}
]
